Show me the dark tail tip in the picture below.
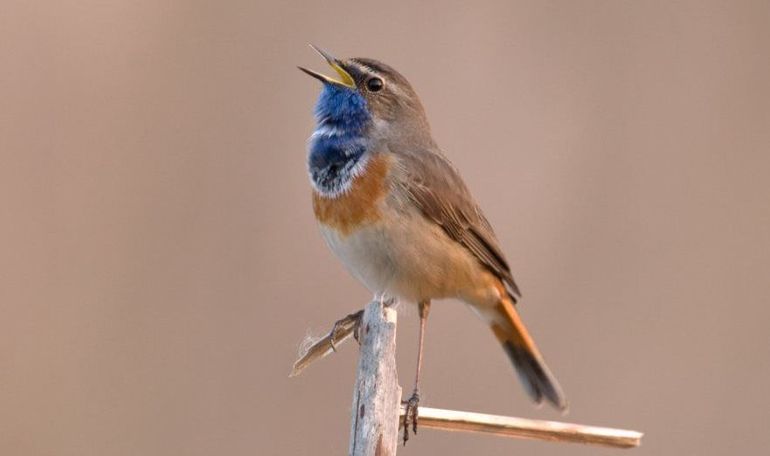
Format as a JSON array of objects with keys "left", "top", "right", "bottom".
[{"left": 503, "top": 341, "right": 568, "bottom": 412}]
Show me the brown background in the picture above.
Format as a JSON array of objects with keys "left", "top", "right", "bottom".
[{"left": 2, "top": 1, "right": 769, "bottom": 455}]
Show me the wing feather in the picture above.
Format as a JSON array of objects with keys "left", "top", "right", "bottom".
[{"left": 392, "top": 147, "right": 521, "bottom": 300}]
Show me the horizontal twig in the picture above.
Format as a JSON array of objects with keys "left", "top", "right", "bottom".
[
  {"left": 400, "top": 406, "right": 642, "bottom": 449},
  {"left": 292, "top": 309, "right": 642, "bottom": 450}
]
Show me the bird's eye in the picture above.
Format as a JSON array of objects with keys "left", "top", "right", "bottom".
[{"left": 366, "top": 77, "right": 383, "bottom": 92}]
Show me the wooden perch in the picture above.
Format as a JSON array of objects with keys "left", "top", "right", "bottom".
[
  {"left": 349, "top": 300, "right": 401, "bottom": 456},
  {"left": 292, "top": 303, "right": 643, "bottom": 453},
  {"left": 398, "top": 406, "right": 642, "bottom": 449}
]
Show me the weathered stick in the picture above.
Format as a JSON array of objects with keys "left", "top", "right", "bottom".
[
  {"left": 349, "top": 301, "right": 401, "bottom": 456},
  {"left": 292, "top": 307, "right": 643, "bottom": 452},
  {"left": 399, "top": 406, "right": 642, "bottom": 449}
]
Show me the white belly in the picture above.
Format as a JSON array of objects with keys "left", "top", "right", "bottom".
[{"left": 319, "top": 222, "right": 396, "bottom": 296}]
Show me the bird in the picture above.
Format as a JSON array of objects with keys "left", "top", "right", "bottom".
[{"left": 299, "top": 46, "right": 567, "bottom": 441}]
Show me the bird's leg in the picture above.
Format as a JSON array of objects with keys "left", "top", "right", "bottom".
[{"left": 403, "top": 299, "right": 431, "bottom": 445}]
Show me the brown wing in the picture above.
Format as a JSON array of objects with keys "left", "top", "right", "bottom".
[{"left": 393, "top": 146, "right": 521, "bottom": 300}]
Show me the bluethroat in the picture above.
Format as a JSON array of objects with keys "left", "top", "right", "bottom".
[{"left": 299, "top": 46, "right": 567, "bottom": 441}]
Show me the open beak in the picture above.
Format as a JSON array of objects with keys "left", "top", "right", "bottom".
[{"left": 298, "top": 44, "right": 356, "bottom": 88}]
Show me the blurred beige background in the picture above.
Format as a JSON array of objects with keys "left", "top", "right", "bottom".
[{"left": 2, "top": 1, "right": 769, "bottom": 455}]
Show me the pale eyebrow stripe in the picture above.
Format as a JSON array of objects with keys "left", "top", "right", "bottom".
[{"left": 349, "top": 60, "right": 407, "bottom": 97}]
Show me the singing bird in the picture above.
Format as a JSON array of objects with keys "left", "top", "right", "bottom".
[{"left": 299, "top": 46, "right": 567, "bottom": 437}]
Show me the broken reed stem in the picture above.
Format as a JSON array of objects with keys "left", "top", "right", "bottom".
[
  {"left": 291, "top": 304, "right": 643, "bottom": 452},
  {"left": 399, "top": 406, "right": 642, "bottom": 449},
  {"left": 290, "top": 310, "right": 361, "bottom": 377}
]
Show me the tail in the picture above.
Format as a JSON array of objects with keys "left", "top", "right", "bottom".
[{"left": 489, "top": 297, "right": 568, "bottom": 412}]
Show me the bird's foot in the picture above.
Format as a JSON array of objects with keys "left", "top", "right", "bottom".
[
  {"left": 350, "top": 309, "right": 364, "bottom": 344},
  {"left": 329, "top": 310, "right": 364, "bottom": 351},
  {"left": 401, "top": 391, "right": 420, "bottom": 446}
]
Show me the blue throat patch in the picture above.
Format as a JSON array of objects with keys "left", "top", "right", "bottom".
[{"left": 308, "top": 84, "right": 372, "bottom": 196}]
